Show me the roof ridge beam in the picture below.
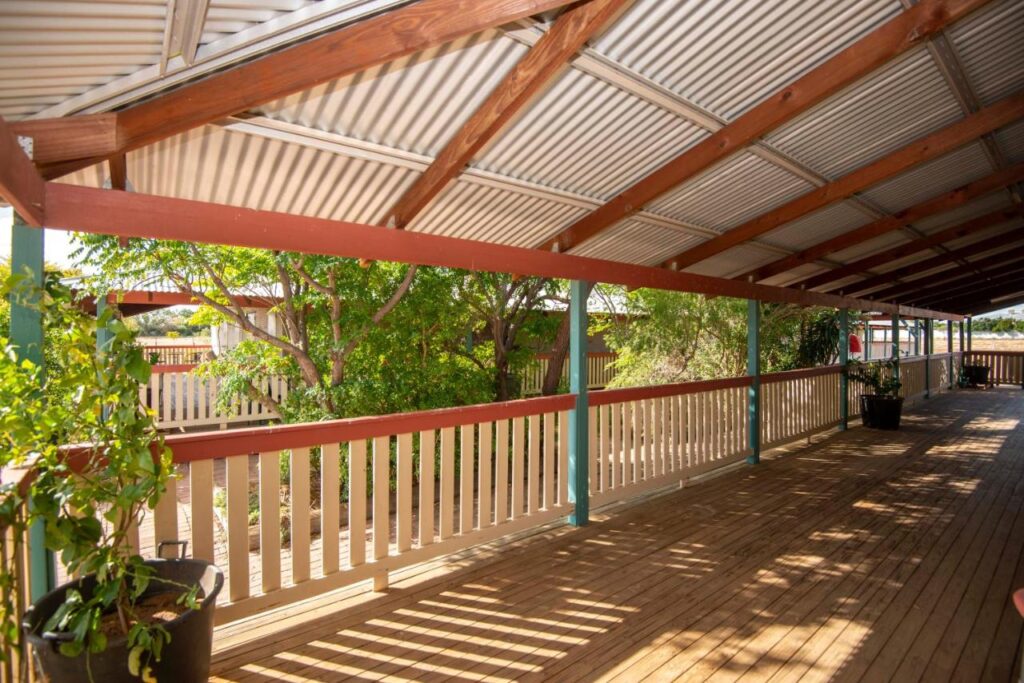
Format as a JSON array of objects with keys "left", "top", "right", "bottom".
[
  {"left": 741, "top": 163, "right": 1024, "bottom": 282},
  {"left": 384, "top": 0, "right": 634, "bottom": 229},
  {"left": 536, "top": 0, "right": 997, "bottom": 254},
  {"left": 664, "top": 92, "right": 1024, "bottom": 270},
  {"left": 10, "top": 0, "right": 578, "bottom": 168}
]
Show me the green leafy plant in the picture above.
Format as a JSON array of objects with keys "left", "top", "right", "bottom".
[
  {"left": 0, "top": 273, "right": 196, "bottom": 680},
  {"left": 847, "top": 359, "right": 902, "bottom": 397}
]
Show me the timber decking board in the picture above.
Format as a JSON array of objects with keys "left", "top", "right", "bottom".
[{"left": 209, "top": 387, "right": 1024, "bottom": 682}]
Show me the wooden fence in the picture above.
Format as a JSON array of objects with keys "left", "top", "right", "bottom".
[
  {"left": 140, "top": 367, "right": 287, "bottom": 430},
  {"left": 522, "top": 352, "right": 616, "bottom": 394},
  {"left": 143, "top": 344, "right": 212, "bottom": 365}
]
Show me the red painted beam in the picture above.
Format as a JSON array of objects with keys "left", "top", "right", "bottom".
[
  {"left": 42, "top": 182, "right": 963, "bottom": 320},
  {"left": 907, "top": 261, "right": 1024, "bottom": 306},
  {"left": 742, "top": 163, "right": 1024, "bottom": 283},
  {"left": 538, "top": 0, "right": 998, "bottom": 254},
  {"left": 791, "top": 207, "right": 1022, "bottom": 291},
  {"left": 0, "top": 116, "right": 45, "bottom": 225}
]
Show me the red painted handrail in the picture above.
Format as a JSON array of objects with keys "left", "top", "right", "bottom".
[
  {"left": 150, "top": 364, "right": 199, "bottom": 374},
  {"left": 160, "top": 393, "right": 576, "bottom": 463}
]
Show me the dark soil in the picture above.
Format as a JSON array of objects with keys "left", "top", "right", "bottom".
[{"left": 98, "top": 593, "right": 190, "bottom": 639}]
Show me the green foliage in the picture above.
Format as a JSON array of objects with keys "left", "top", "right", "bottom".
[
  {"left": 970, "top": 316, "right": 1024, "bottom": 333},
  {"left": 847, "top": 359, "right": 902, "bottom": 397},
  {"left": 603, "top": 289, "right": 806, "bottom": 386},
  {"left": 795, "top": 309, "right": 849, "bottom": 367},
  {"left": 0, "top": 275, "right": 194, "bottom": 679}
]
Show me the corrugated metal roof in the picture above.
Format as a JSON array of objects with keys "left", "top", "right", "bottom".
[
  {"left": 591, "top": 0, "right": 902, "bottom": 121},
  {"left": 646, "top": 151, "right": 815, "bottom": 233},
  {"left": 683, "top": 243, "right": 781, "bottom": 278},
  {"left": 568, "top": 219, "right": 704, "bottom": 265},
  {"left": 0, "top": 0, "right": 313, "bottom": 120},
  {"left": 65, "top": 125, "right": 422, "bottom": 225},
  {"left": 764, "top": 47, "right": 963, "bottom": 179},
  {"left": 258, "top": 29, "right": 528, "bottom": 157},
  {"left": 911, "top": 192, "right": 1015, "bottom": 234},
  {"left": 407, "top": 179, "right": 590, "bottom": 248},
  {"left": 829, "top": 230, "right": 908, "bottom": 263},
  {"left": 473, "top": 67, "right": 708, "bottom": 200},
  {"left": 762, "top": 202, "right": 872, "bottom": 252},
  {"left": 858, "top": 142, "right": 996, "bottom": 213},
  {"left": 950, "top": 0, "right": 1024, "bottom": 106}
]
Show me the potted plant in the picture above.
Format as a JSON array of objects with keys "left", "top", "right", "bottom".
[
  {"left": 847, "top": 359, "right": 904, "bottom": 430},
  {"left": 1, "top": 275, "right": 222, "bottom": 682},
  {"left": 961, "top": 363, "right": 991, "bottom": 388}
]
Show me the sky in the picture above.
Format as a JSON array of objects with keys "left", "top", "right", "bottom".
[{"left": 1, "top": 204, "right": 1018, "bottom": 317}]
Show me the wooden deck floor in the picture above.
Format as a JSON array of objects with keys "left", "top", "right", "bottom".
[{"left": 210, "top": 387, "right": 1024, "bottom": 682}]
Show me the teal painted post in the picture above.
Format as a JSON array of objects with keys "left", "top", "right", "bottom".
[
  {"left": 923, "top": 319, "right": 931, "bottom": 398},
  {"left": 567, "top": 280, "right": 589, "bottom": 527},
  {"left": 747, "top": 299, "right": 761, "bottom": 464},
  {"left": 947, "top": 320, "right": 953, "bottom": 389},
  {"left": 96, "top": 296, "right": 112, "bottom": 351},
  {"left": 913, "top": 320, "right": 921, "bottom": 356},
  {"left": 891, "top": 313, "right": 901, "bottom": 382},
  {"left": 967, "top": 317, "right": 972, "bottom": 352},
  {"left": 10, "top": 213, "right": 56, "bottom": 600},
  {"left": 865, "top": 324, "right": 872, "bottom": 361},
  {"left": 839, "top": 309, "right": 849, "bottom": 431}
]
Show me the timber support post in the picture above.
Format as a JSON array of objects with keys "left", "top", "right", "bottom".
[
  {"left": 839, "top": 308, "right": 849, "bottom": 431},
  {"left": 947, "top": 320, "right": 953, "bottom": 389},
  {"left": 10, "top": 212, "right": 56, "bottom": 601},
  {"left": 567, "top": 279, "right": 589, "bottom": 527},
  {"left": 747, "top": 299, "right": 761, "bottom": 464},
  {"left": 923, "top": 319, "right": 931, "bottom": 398},
  {"left": 892, "top": 313, "right": 901, "bottom": 383}
]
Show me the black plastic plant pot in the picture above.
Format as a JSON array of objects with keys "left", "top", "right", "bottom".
[
  {"left": 860, "top": 394, "right": 904, "bottom": 430},
  {"left": 23, "top": 559, "right": 223, "bottom": 683},
  {"left": 963, "top": 365, "right": 991, "bottom": 387}
]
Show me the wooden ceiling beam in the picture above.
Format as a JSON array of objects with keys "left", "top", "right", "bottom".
[
  {"left": 41, "top": 182, "right": 963, "bottom": 320},
  {"left": 664, "top": 92, "right": 1024, "bottom": 271},
  {"left": 385, "top": 0, "right": 634, "bottom": 229},
  {"left": 8, "top": 113, "right": 120, "bottom": 166},
  {"left": 791, "top": 206, "right": 1022, "bottom": 290},
  {"left": 741, "top": 163, "right": 1024, "bottom": 283},
  {"left": 907, "top": 260, "right": 1024, "bottom": 306},
  {"left": 536, "top": 0, "right": 996, "bottom": 254},
  {"left": 917, "top": 277, "right": 1024, "bottom": 312},
  {"left": 10, "top": 0, "right": 576, "bottom": 169},
  {"left": 854, "top": 236, "right": 1024, "bottom": 299},
  {"left": 0, "top": 116, "right": 45, "bottom": 225}
]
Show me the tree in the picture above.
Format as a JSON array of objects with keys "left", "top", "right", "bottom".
[
  {"left": 456, "top": 274, "right": 562, "bottom": 401},
  {"left": 602, "top": 288, "right": 808, "bottom": 387},
  {"left": 74, "top": 237, "right": 492, "bottom": 421}
]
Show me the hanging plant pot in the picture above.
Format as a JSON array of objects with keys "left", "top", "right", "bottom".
[
  {"left": 23, "top": 559, "right": 223, "bottom": 683},
  {"left": 860, "top": 394, "right": 904, "bottom": 430}
]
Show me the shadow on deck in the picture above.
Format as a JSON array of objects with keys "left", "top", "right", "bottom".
[{"left": 210, "top": 387, "right": 1024, "bottom": 682}]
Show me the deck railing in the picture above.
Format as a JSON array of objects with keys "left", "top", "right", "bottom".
[
  {"left": 140, "top": 367, "right": 286, "bottom": 430},
  {"left": 522, "top": 352, "right": 616, "bottom": 394},
  {"left": 588, "top": 377, "right": 752, "bottom": 507},
  {"left": 20, "top": 355, "right": 974, "bottom": 635},
  {"left": 964, "top": 350, "right": 1024, "bottom": 386}
]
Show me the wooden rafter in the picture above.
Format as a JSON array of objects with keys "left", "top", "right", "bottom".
[
  {"left": 40, "top": 182, "right": 961, "bottom": 320},
  {"left": 0, "top": 116, "right": 45, "bottom": 225},
  {"left": 791, "top": 207, "right": 1022, "bottom": 290},
  {"left": 536, "top": 0, "right": 996, "bottom": 254},
  {"left": 847, "top": 233, "right": 1024, "bottom": 296},
  {"left": 108, "top": 154, "right": 128, "bottom": 191},
  {"left": 9, "top": 0, "right": 576, "bottom": 169},
  {"left": 8, "top": 113, "right": 120, "bottom": 167},
  {"left": 918, "top": 277, "right": 1024, "bottom": 312},
  {"left": 385, "top": 0, "right": 634, "bottom": 229},
  {"left": 663, "top": 93, "right": 1024, "bottom": 270},
  {"left": 741, "top": 163, "right": 1024, "bottom": 283},
  {"left": 166, "top": 0, "right": 210, "bottom": 68},
  {"left": 908, "top": 260, "right": 1024, "bottom": 306}
]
